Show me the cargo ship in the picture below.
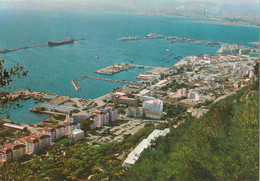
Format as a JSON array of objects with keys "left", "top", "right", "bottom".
[{"left": 48, "top": 37, "right": 74, "bottom": 46}]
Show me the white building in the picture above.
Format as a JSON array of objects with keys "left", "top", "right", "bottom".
[
  {"left": 122, "top": 128, "right": 170, "bottom": 168},
  {"left": 54, "top": 125, "right": 66, "bottom": 140},
  {"left": 138, "top": 95, "right": 156, "bottom": 102},
  {"left": 143, "top": 99, "right": 163, "bottom": 113},
  {"left": 122, "top": 139, "right": 150, "bottom": 168},
  {"left": 70, "top": 129, "right": 84, "bottom": 141},
  {"left": 90, "top": 107, "right": 118, "bottom": 129},
  {"left": 38, "top": 128, "right": 56, "bottom": 142},
  {"left": 153, "top": 79, "right": 168, "bottom": 88},
  {"left": 18, "top": 136, "right": 39, "bottom": 155},
  {"left": 142, "top": 99, "right": 164, "bottom": 119},
  {"left": 7, "top": 142, "right": 26, "bottom": 161},
  {"left": 93, "top": 110, "right": 110, "bottom": 127},
  {"left": 126, "top": 107, "right": 144, "bottom": 118},
  {"left": 144, "top": 110, "right": 164, "bottom": 119},
  {"left": 71, "top": 114, "right": 90, "bottom": 124},
  {"left": 30, "top": 135, "right": 51, "bottom": 150},
  {"left": 0, "top": 146, "right": 13, "bottom": 163}
]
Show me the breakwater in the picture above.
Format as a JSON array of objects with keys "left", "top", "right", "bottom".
[
  {"left": 0, "top": 38, "right": 85, "bottom": 54},
  {"left": 118, "top": 33, "right": 221, "bottom": 46},
  {"left": 72, "top": 76, "right": 131, "bottom": 91}
]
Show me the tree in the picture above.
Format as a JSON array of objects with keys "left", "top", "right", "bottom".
[
  {"left": 81, "top": 117, "right": 93, "bottom": 133},
  {"left": 0, "top": 60, "right": 28, "bottom": 114}
]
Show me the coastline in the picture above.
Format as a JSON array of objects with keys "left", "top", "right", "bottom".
[{"left": 193, "top": 20, "right": 259, "bottom": 29}]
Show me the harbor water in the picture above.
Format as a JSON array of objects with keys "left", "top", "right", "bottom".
[{"left": 0, "top": 9, "right": 259, "bottom": 124}]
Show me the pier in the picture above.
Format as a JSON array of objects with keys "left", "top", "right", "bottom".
[
  {"left": 0, "top": 44, "right": 48, "bottom": 53},
  {"left": 0, "top": 38, "right": 85, "bottom": 54},
  {"left": 132, "top": 64, "right": 154, "bottom": 69},
  {"left": 72, "top": 76, "right": 131, "bottom": 91}
]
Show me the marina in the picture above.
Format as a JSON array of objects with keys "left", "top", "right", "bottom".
[
  {"left": 0, "top": 9, "right": 257, "bottom": 126},
  {"left": 72, "top": 76, "right": 131, "bottom": 91}
]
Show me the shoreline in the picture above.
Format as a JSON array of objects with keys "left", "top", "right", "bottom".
[
  {"left": 3, "top": 8, "right": 259, "bottom": 29},
  {"left": 193, "top": 20, "right": 259, "bottom": 29}
]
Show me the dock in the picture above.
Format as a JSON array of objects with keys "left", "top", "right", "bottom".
[
  {"left": 0, "top": 38, "right": 85, "bottom": 54},
  {"left": 71, "top": 76, "right": 131, "bottom": 91},
  {"left": 132, "top": 64, "right": 154, "bottom": 69}
]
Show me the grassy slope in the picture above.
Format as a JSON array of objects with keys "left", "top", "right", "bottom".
[{"left": 124, "top": 81, "right": 259, "bottom": 181}]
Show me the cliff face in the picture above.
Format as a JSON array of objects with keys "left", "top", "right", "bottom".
[{"left": 124, "top": 80, "right": 259, "bottom": 181}]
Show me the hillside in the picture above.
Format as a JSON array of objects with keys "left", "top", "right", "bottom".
[
  {"left": 124, "top": 80, "right": 259, "bottom": 180},
  {"left": 0, "top": 81, "right": 258, "bottom": 180}
]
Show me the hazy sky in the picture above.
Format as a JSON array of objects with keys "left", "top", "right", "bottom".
[
  {"left": 0, "top": 0, "right": 259, "bottom": 15},
  {"left": 1, "top": 0, "right": 258, "bottom": 7}
]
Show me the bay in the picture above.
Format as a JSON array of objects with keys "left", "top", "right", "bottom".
[{"left": 0, "top": 9, "right": 258, "bottom": 124}]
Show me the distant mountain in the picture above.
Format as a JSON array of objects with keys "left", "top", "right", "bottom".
[{"left": 3, "top": 0, "right": 259, "bottom": 18}]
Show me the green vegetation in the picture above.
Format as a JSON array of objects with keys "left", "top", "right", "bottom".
[
  {"left": 0, "top": 123, "right": 169, "bottom": 180},
  {"left": 124, "top": 80, "right": 259, "bottom": 180},
  {"left": 1, "top": 81, "right": 258, "bottom": 180},
  {"left": 0, "top": 119, "right": 30, "bottom": 144},
  {"left": 160, "top": 80, "right": 196, "bottom": 92},
  {"left": 0, "top": 56, "right": 258, "bottom": 180},
  {"left": 164, "top": 104, "right": 187, "bottom": 117},
  {"left": 0, "top": 60, "right": 28, "bottom": 114},
  {"left": 118, "top": 108, "right": 126, "bottom": 114},
  {"left": 80, "top": 117, "right": 94, "bottom": 133}
]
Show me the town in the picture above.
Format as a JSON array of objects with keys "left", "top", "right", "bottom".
[{"left": 0, "top": 49, "right": 257, "bottom": 167}]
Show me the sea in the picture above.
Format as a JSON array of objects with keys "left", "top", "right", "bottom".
[{"left": 0, "top": 9, "right": 259, "bottom": 124}]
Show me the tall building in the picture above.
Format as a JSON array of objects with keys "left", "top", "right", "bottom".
[
  {"left": 5, "top": 142, "right": 26, "bottom": 161},
  {"left": 71, "top": 114, "right": 89, "bottom": 124},
  {"left": 102, "top": 107, "right": 118, "bottom": 122},
  {"left": 69, "top": 129, "right": 84, "bottom": 141},
  {"left": 177, "top": 88, "right": 186, "bottom": 98},
  {"left": 37, "top": 128, "right": 55, "bottom": 141},
  {"left": 0, "top": 146, "right": 12, "bottom": 163},
  {"left": 54, "top": 125, "right": 66, "bottom": 140},
  {"left": 143, "top": 99, "right": 163, "bottom": 113},
  {"left": 30, "top": 135, "right": 51, "bottom": 150},
  {"left": 142, "top": 99, "right": 164, "bottom": 119},
  {"left": 90, "top": 107, "right": 118, "bottom": 129},
  {"left": 18, "top": 137, "right": 39, "bottom": 155},
  {"left": 93, "top": 110, "right": 110, "bottom": 127}
]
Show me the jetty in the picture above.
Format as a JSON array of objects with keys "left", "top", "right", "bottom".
[
  {"left": 0, "top": 38, "right": 85, "bottom": 54},
  {"left": 132, "top": 64, "right": 154, "bottom": 68},
  {"left": 117, "top": 33, "right": 222, "bottom": 46},
  {"left": 72, "top": 76, "right": 131, "bottom": 91}
]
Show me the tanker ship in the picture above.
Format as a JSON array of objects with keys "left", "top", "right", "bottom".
[{"left": 48, "top": 37, "right": 74, "bottom": 46}]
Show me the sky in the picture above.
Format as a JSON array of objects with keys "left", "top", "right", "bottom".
[
  {"left": 0, "top": 0, "right": 258, "bottom": 7},
  {"left": 0, "top": 0, "right": 259, "bottom": 16}
]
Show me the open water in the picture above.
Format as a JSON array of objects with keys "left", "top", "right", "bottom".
[{"left": 0, "top": 9, "right": 259, "bottom": 124}]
